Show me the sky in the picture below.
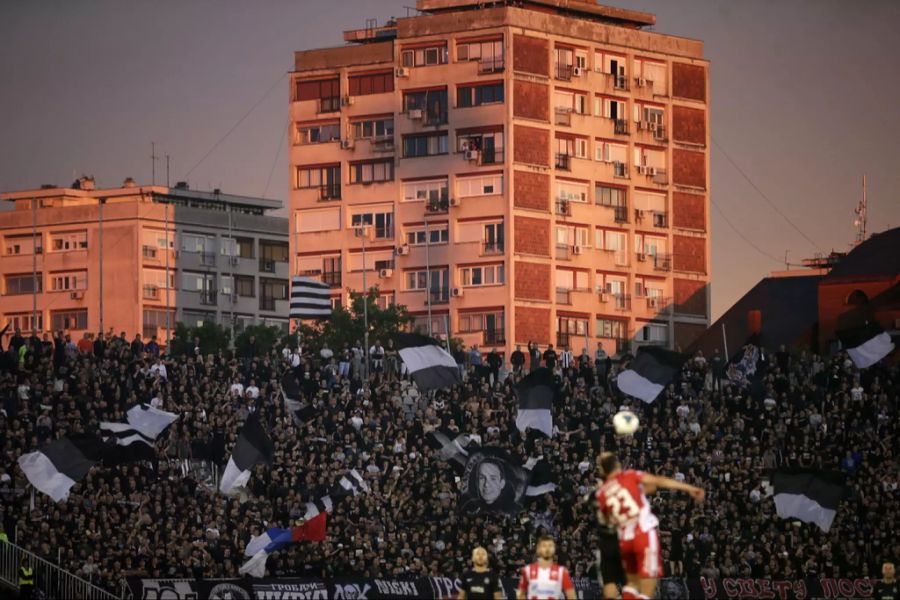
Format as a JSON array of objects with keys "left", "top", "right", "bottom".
[{"left": 1, "top": 0, "right": 899, "bottom": 319}]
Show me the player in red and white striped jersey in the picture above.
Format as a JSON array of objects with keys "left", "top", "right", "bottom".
[
  {"left": 516, "top": 535, "right": 577, "bottom": 600},
  {"left": 595, "top": 452, "right": 704, "bottom": 600}
]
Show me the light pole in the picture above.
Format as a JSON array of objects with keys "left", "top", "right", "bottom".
[
  {"left": 356, "top": 225, "right": 371, "bottom": 378},
  {"left": 31, "top": 197, "right": 37, "bottom": 335},
  {"left": 98, "top": 197, "right": 106, "bottom": 335},
  {"left": 424, "top": 214, "right": 432, "bottom": 337}
]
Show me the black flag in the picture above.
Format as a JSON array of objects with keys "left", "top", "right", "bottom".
[{"left": 459, "top": 447, "right": 530, "bottom": 516}]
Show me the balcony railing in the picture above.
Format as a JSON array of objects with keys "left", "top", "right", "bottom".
[
  {"left": 259, "top": 259, "right": 277, "bottom": 273},
  {"left": 426, "top": 198, "right": 449, "bottom": 214},
  {"left": 479, "top": 58, "right": 504, "bottom": 74},
  {"left": 141, "top": 245, "right": 158, "bottom": 259},
  {"left": 556, "top": 288, "right": 572, "bottom": 305},
  {"left": 319, "top": 97, "right": 340, "bottom": 113},
  {"left": 646, "top": 296, "right": 673, "bottom": 314},
  {"left": 320, "top": 184, "right": 341, "bottom": 201},
  {"left": 557, "top": 331, "right": 577, "bottom": 349},
  {"left": 555, "top": 153, "right": 571, "bottom": 171},
  {"left": 426, "top": 108, "right": 448, "bottom": 126},
  {"left": 554, "top": 108, "right": 572, "bottom": 126},
  {"left": 613, "top": 293, "right": 632, "bottom": 311},
  {"left": 143, "top": 285, "right": 159, "bottom": 300},
  {"left": 200, "top": 290, "right": 217, "bottom": 305},
  {"left": 428, "top": 288, "right": 450, "bottom": 305},
  {"left": 652, "top": 168, "right": 669, "bottom": 186},
  {"left": 372, "top": 137, "right": 394, "bottom": 152},
  {"left": 613, "top": 205, "right": 628, "bottom": 223},
  {"left": 613, "top": 75, "right": 628, "bottom": 90},
  {"left": 653, "top": 253, "right": 672, "bottom": 272},
  {"left": 555, "top": 199, "right": 571, "bottom": 216},
  {"left": 483, "top": 329, "right": 506, "bottom": 346},
  {"left": 260, "top": 296, "right": 276, "bottom": 311},
  {"left": 653, "top": 212, "right": 668, "bottom": 228},
  {"left": 322, "top": 271, "right": 342, "bottom": 288},
  {"left": 614, "top": 119, "right": 629, "bottom": 135},
  {"left": 555, "top": 244, "right": 571, "bottom": 261},
  {"left": 481, "top": 241, "right": 504, "bottom": 256},
  {"left": 555, "top": 64, "right": 573, "bottom": 81},
  {"left": 481, "top": 148, "right": 502, "bottom": 165},
  {"left": 613, "top": 161, "right": 628, "bottom": 178},
  {"left": 201, "top": 252, "right": 217, "bottom": 266}
]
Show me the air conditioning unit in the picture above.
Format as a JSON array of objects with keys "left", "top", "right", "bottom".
[
  {"left": 636, "top": 77, "right": 647, "bottom": 87},
  {"left": 230, "top": 256, "right": 239, "bottom": 266},
  {"left": 635, "top": 209, "right": 645, "bottom": 220},
  {"left": 340, "top": 139, "right": 355, "bottom": 150},
  {"left": 451, "top": 287, "right": 464, "bottom": 297},
  {"left": 70, "top": 291, "right": 84, "bottom": 300},
  {"left": 599, "top": 291, "right": 609, "bottom": 303},
  {"left": 449, "top": 197, "right": 461, "bottom": 207},
  {"left": 379, "top": 268, "right": 393, "bottom": 278},
  {"left": 636, "top": 120, "right": 645, "bottom": 131},
  {"left": 637, "top": 253, "right": 647, "bottom": 262},
  {"left": 572, "top": 245, "right": 583, "bottom": 255},
  {"left": 636, "top": 165, "right": 648, "bottom": 175},
  {"left": 464, "top": 149, "right": 480, "bottom": 161},
  {"left": 573, "top": 66, "right": 584, "bottom": 77},
  {"left": 647, "top": 167, "right": 658, "bottom": 176},
  {"left": 341, "top": 95, "right": 354, "bottom": 107},
  {"left": 408, "top": 108, "right": 424, "bottom": 120},
  {"left": 396, "top": 66, "right": 410, "bottom": 77},
  {"left": 648, "top": 297, "right": 660, "bottom": 309},
  {"left": 396, "top": 245, "right": 410, "bottom": 256}
]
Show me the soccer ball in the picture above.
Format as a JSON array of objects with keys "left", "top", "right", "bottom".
[{"left": 612, "top": 410, "right": 639, "bottom": 436}]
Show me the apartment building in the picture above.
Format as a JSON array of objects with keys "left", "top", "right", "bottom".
[
  {"left": 290, "top": 0, "right": 710, "bottom": 356},
  {"left": 0, "top": 178, "right": 290, "bottom": 342}
]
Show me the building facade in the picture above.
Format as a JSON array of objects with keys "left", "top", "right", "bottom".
[
  {"left": 0, "top": 178, "right": 290, "bottom": 342},
  {"left": 290, "top": 0, "right": 711, "bottom": 356}
]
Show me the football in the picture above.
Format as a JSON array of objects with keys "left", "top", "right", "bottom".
[{"left": 612, "top": 410, "right": 639, "bottom": 436}]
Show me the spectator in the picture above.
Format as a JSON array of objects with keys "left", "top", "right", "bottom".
[
  {"left": 77, "top": 332, "right": 93, "bottom": 354},
  {"left": 131, "top": 333, "right": 145, "bottom": 356},
  {"left": 543, "top": 345, "right": 557, "bottom": 370},
  {"left": 468, "top": 345, "right": 482, "bottom": 368},
  {"left": 510, "top": 345, "right": 525, "bottom": 374},
  {"left": 146, "top": 335, "right": 161, "bottom": 358},
  {"left": 528, "top": 342, "right": 541, "bottom": 373}
]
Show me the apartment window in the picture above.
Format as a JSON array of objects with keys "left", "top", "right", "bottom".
[
  {"left": 555, "top": 225, "right": 590, "bottom": 248},
  {"left": 457, "top": 130, "right": 504, "bottom": 164},
  {"left": 406, "top": 225, "right": 449, "bottom": 246},
  {"left": 483, "top": 222, "right": 504, "bottom": 253},
  {"left": 574, "top": 138, "right": 589, "bottom": 159},
  {"left": 403, "top": 89, "right": 448, "bottom": 124},
  {"left": 456, "top": 38, "right": 503, "bottom": 72},
  {"left": 295, "top": 164, "right": 341, "bottom": 199},
  {"left": 236, "top": 237, "right": 254, "bottom": 258},
  {"left": 348, "top": 71, "right": 394, "bottom": 96},
  {"left": 50, "top": 231, "right": 87, "bottom": 252},
  {"left": 261, "top": 278, "right": 289, "bottom": 301},
  {"left": 50, "top": 271, "right": 87, "bottom": 292},
  {"left": 295, "top": 121, "right": 341, "bottom": 145},
  {"left": 634, "top": 233, "right": 666, "bottom": 257},
  {"left": 5, "top": 312, "right": 43, "bottom": 333},
  {"left": 403, "top": 178, "right": 448, "bottom": 203},
  {"left": 183, "top": 271, "right": 216, "bottom": 292},
  {"left": 638, "top": 322, "right": 668, "bottom": 344},
  {"left": 220, "top": 275, "right": 233, "bottom": 296},
  {"left": 555, "top": 268, "right": 589, "bottom": 291},
  {"left": 182, "top": 310, "right": 215, "bottom": 328},
  {"left": 235, "top": 275, "right": 254, "bottom": 297},
  {"left": 4, "top": 234, "right": 42, "bottom": 255},
  {"left": 558, "top": 181, "right": 588, "bottom": 203},
  {"left": 351, "top": 211, "right": 394, "bottom": 239},
  {"left": 596, "top": 229, "right": 627, "bottom": 253},
  {"left": 635, "top": 59, "right": 667, "bottom": 95},
  {"left": 295, "top": 77, "right": 340, "bottom": 112},
  {"left": 595, "top": 140, "right": 628, "bottom": 164},
  {"left": 596, "top": 97, "right": 627, "bottom": 120},
  {"left": 142, "top": 229, "right": 172, "bottom": 250},
  {"left": 143, "top": 308, "right": 174, "bottom": 331},
  {"left": 402, "top": 132, "right": 449, "bottom": 158},
  {"left": 596, "top": 185, "right": 626, "bottom": 208},
  {"left": 375, "top": 292, "right": 395, "bottom": 310},
  {"left": 405, "top": 269, "right": 448, "bottom": 291},
  {"left": 260, "top": 241, "right": 289, "bottom": 263},
  {"left": 456, "top": 174, "right": 502, "bottom": 197},
  {"left": 180, "top": 233, "right": 214, "bottom": 254},
  {"left": 459, "top": 310, "right": 504, "bottom": 333},
  {"left": 557, "top": 316, "right": 588, "bottom": 348},
  {"left": 634, "top": 147, "right": 666, "bottom": 169},
  {"left": 554, "top": 47, "right": 574, "bottom": 79},
  {"left": 143, "top": 268, "right": 173, "bottom": 290},
  {"left": 460, "top": 263, "right": 504, "bottom": 287},
  {"left": 401, "top": 44, "right": 448, "bottom": 67},
  {"left": 596, "top": 318, "right": 627, "bottom": 339},
  {"left": 554, "top": 90, "right": 588, "bottom": 116},
  {"left": 457, "top": 82, "right": 504, "bottom": 107},
  {"left": 323, "top": 256, "right": 341, "bottom": 287},
  {"left": 220, "top": 237, "right": 237, "bottom": 256},
  {"left": 412, "top": 314, "right": 449, "bottom": 336},
  {"left": 352, "top": 118, "right": 394, "bottom": 140},
  {"left": 297, "top": 208, "right": 341, "bottom": 233},
  {"left": 5, "top": 273, "right": 42, "bottom": 295},
  {"left": 601, "top": 54, "right": 627, "bottom": 87},
  {"left": 350, "top": 159, "right": 394, "bottom": 184},
  {"left": 51, "top": 309, "right": 87, "bottom": 331}
]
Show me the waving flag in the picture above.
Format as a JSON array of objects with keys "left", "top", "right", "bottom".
[
  {"left": 240, "top": 513, "right": 327, "bottom": 577},
  {"left": 18, "top": 435, "right": 107, "bottom": 502},
  {"left": 515, "top": 368, "right": 556, "bottom": 438},
  {"left": 290, "top": 277, "right": 332, "bottom": 320},
  {"left": 617, "top": 346, "right": 686, "bottom": 403},
  {"left": 772, "top": 468, "right": 846, "bottom": 533},
  {"left": 839, "top": 323, "right": 895, "bottom": 369},
  {"left": 396, "top": 333, "right": 461, "bottom": 391},
  {"left": 220, "top": 414, "right": 274, "bottom": 494}
]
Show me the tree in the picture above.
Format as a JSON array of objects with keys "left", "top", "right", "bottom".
[
  {"left": 234, "top": 325, "right": 283, "bottom": 358},
  {"left": 166, "top": 321, "right": 231, "bottom": 357}
]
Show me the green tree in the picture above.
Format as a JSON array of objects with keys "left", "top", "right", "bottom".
[
  {"left": 166, "top": 321, "right": 231, "bottom": 357},
  {"left": 234, "top": 325, "right": 283, "bottom": 357}
]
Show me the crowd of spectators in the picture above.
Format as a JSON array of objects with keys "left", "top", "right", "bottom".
[{"left": 0, "top": 326, "right": 896, "bottom": 594}]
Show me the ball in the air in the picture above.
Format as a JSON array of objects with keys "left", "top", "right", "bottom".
[{"left": 613, "top": 410, "right": 639, "bottom": 436}]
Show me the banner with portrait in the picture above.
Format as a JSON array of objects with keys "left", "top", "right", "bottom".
[{"left": 458, "top": 446, "right": 530, "bottom": 516}]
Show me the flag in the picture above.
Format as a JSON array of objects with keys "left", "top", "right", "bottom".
[
  {"left": 524, "top": 456, "right": 557, "bottom": 496},
  {"left": 396, "top": 333, "right": 461, "bottom": 391},
  {"left": 18, "top": 435, "right": 107, "bottom": 502},
  {"left": 302, "top": 469, "right": 369, "bottom": 519},
  {"left": 459, "top": 447, "right": 530, "bottom": 516},
  {"left": 772, "top": 469, "right": 846, "bottom": 532},
  {"left": 125, "top": 404, "right": 179, "bottom": 439},
  {"left": 726, "top": 343, "right": 760, "bottom": 388},
  {"left": 240, "top": 513, "right": 327, "bottom": 578},
  {"left": 220, "top": 414, "right": 274, "bottom": 494},
  {"left": 425, "top": 428, "right": 474, "bottom": 473},
  {"left": 99, "top": 422, "right": 154, "bottom": 447},
  {"left": 281, "top": 371, "right": 315, "bottom": 425},
  {"left": 290, "top": 277, "right": 332, "bottom": 320},
  {"left": 839, "top": 323, "right": 895, "bottom": 369},
  {"left": 514, "top": 368, "right": 555, "bottom": 438},
  {"left": 617, "top": 346, "right": 686, "bottom": 404},
  {"left": 98, "top": 422, "right": 157, "bottom": 466}
]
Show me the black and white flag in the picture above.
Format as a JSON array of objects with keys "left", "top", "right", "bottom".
[
  {"left": 617, "top": 346, "right": 686, "bottom": 404},
  {"left": 98, "top": 405, "right": 178, "bottom": 466},
  {"left": 220, "top": 414, "right": 275, "bottom": 494},
  {"left": 524, "top": 456, "right": 557, "bottom": 496},
  {"left": 396, "top": 333, "right": 461, "bottom": 391},
  {"left": 772, "top": 468, "right": 846, "bottom": 533},
  {"left": 125, "top": 404, "right": 179, "bottom": 439},
  {"left": 290, "top": 277, "right": 332, "bottom": 320},
  {"left": 18, "top": 435, "right": 107, "bottom": 502},
  {"left": 280, "top": 371, "right": 315, "bottom": 425},
  {"left": 426, "top": 428, "right": 475, "bottom": 473},
  {"left": 839, "top": 323, "right": 895, "bottom": 369},
  {"left": 515, "top": 368, "right": 556, "bottom": 438},
  {"left": 459, "top": 447, "right": 530, "bottom": 516},
  {"left": 302, "top": 469, "right": 369, "bottom": 519}
]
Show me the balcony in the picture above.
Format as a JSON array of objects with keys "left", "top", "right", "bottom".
[
  {"left": 614, "top": 119, "right": 629, "bottom": 135},
  {"left": 554, "top": 108, "right": 572, "bottom": 127},
  {"left": 483, "top": 329, "right": 506, "bottom": 346},
  {"left": 320, "top": 184, "right": 341, "bottom": 201},
  {"left": 259, "top": 259, "right": 277, "bottom": 273},
  {"left": 142, "top": 245, "right": 158, "bottom": 259},
  {"left": 143, "top": 285, "right": 159, "bottom": 300},
  {"left": 201, "top": 252, "right": 217, "bottom": 267},
  {"left": 612, "top": 293, "right": 632, "bottom": 311},
  {"left": 260, "top": 296, "right": 276, "bottom": 311},
  {"left": 200, "top": 290, "right": 217, "bottom": 305},
  {"left": 556, "top": 288, "right": 572, "bottom": 305},
  {"left": 479, "top": 58, "right": 504, "bottom": 74},
  {"left": 480, "top": 148, "right": 502, "bottom": 165},
  {"left": 426, "top": 198, "right": 449, "bottom": 215},
  {"left": 322, "top": 271, "right": 342, "bottom": 288},
  {"left": 481, "top": 241, "right": 504, "bottom": 256},
  {"left": 613, "top": 75, "right": 629, "bottom": 91},
  {"left": 372, "top": 137, "right": 394, "bottom": 152},
  {"left": 555, "top": 199, "right": 571, "bottom": 217},
  {"left": 645, "top": 296, "right": 673, "bottom": 315},
  {"left": 555, "top": 64, "right": 573, "bottom": 81},
  {"left": 428, "top": 288, "right": 450, "bottom": 305},
  {"left": 555, "top": 153, "right": 571, "bottom": 171},
  {"left": 319, "top": 97, "right": 340, "bottom": 113},
  {"left": 653, "top": 253, "right": 672, "bottom": 272},
  {"left": 653, "top": 212, "right": 668, "bottom": 228},
  {"left": 555, "top": 244, "right": 571, "bottom": 261},
  {"left": 612, "top": 161, "right": 628, "bottom": 179},
  {"left": 613, "top": 205, "right": 628, "bottom": 223}
]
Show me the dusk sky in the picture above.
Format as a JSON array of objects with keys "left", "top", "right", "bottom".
[{"left": 1, "top": 0, "right": 898, "bottom": 319}]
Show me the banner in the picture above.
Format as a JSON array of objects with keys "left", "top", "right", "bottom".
[{"left": 682, "top": 576, "right": 879, "bottom": 599}]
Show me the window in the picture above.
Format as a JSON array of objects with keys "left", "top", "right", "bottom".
[
  {"left": 596, "top": 185, "right": 626, "bottom": 207},
  {"left": 51, "top": 309, "right": 87, "bottom": 331},
  {"left": 235, "top": 275, "right": 254, "bottom": 297},
  {"left": 403, "top": 178, "right": 448, "bottom": 203},
  {"left": 404, "top": 89, "right": 448, "bottom": 124},
  {"left": 182, "top": 271, "right": 216, "bottom": 292},
  {"left": 555, "top": 225, "right": 590, "bottom": 248},
  {"left": 295, "top": 77, "right": 340, "bottom": 111},
  {"left": 220, "top": 275, "right": 233, "bottom": 296},
  {"left": 456, "top": 38, "right": 503, "bottom": 71},
  {"left": 352, "top": 118, "right": 394, "bottom": 140},
  {"left": 143, "top": 268, "right": 174, "bottom": 291},
  {"left": 575, "top": 51, "right": 588, "bottom": 71},
  {"left": 406, "top": 224, "right": 449, "bottom": 246},
  {"left": 182, "top": 310, "right": 215, "bottom": 328},
  {"left": 295, "top": 122, "right": 341, "bottom": 145},
  {"left": 405, "top": 269, "right": 448, "bottom": 291},
  {"left": 295, "top": 165, "right": 341, "bottom": 199},
  {"left": 456, "top": 174, "right": 502, "bottom": 197},
  {"left": 236, "top": 237, "right": 254, "bottom": 258},
  {"left": 638, "top": 322, "right": 668, "bottom": 344},
  {"left": 554, "top": 47, "right": 574, "bottom": 79},
  {"left": 220, "top": 237, "right": 237, "bottom": 256},
  {"left": 323, "top": 256, "right": 341, "bottom": 287},
  {"left": 634, "top": 147, "right": 666, "bottom": 169},
  {"left": 261, "top": 278, "right": 289, "bottom": 301},
  {"left": 483, "top": 222, "right": 504, "bottom": 253},
  {"left": 402, "top": 132, "right": 449, "bottom": 158},
  {"left": 558, "top": 181, "right": 588, "bottom": 203},
  {"left": 460, "top": 263, "right": 504, "bottom": 287},
  {"left": 457, "top": 82, "right": 504, "bottom": 107},
  {"left": 143, "top": 308, "right": 174, "bottom": 332},
  {"left": 5, "top": 273, "right": 42, "bottom": 295},
  {"left": 596, "top": 229, "right": 627, "bottom": 253},
  {"left": 297, "top": 208, "right": 341, "bottom": 233},
  {"left": 557, "top": 316, "right": 588, "bottom": 348},
  {"left": 351, "top": 211, "right": 394, "bottom": 239},
  {"left": 260, "top": 241, "right": 289, "bottom": 263},
  {"left": 412, "top": 314, "right": 449, "bottom": 336},
  {"left": 350, "top": 160, "right": 394, "bottom": 184},
  {"left": 554, "top": 90, "right": 588, "bottom": 115},
  {"left": 596, "top": 318, "right": 627, "bottom": 339},
  {"left": 4, "top": 234, "right": 42, "bottom": 255},
  {"left": 348, "top": 71, "right": 394, "bottom": 96},
  {"left": 634, "top": 234, "right": 666, "bottom": 257},
  {"left": 50, "top": 271, "right": 87, "bottom": 292},
  {"left": 574, "top": 138, "right": 588, "bottom": 159},
  {"left": 459, "top": 310, "right": 504, "bottom": 334},
  {"left": 635, "top": 59, "right": 667, "bottom": 95},
  {"left": 595, "top": 140, "right": 628, "bottom": 164},
  {"left": 50, "top": 231, "right": 87, "bottom": 252},
  {"left": 375, "top": 292, "right": 395, "bottom": 310},
  {"left": 5, "top": 312, "right": 43, "bottom": 333},
  {"left": 555, "top": 269, "right": 589, "bottom": 291},
  {"left": 401, "top": 44, "right": 448, "bottom": 67},
  {"left": 349, "top": 250, "right": 393, "bottom": 272},
  {"left": 457, "top": 130, "right": 504, "bottom": 164},
  {"left": 181, "top": 233, "right": 215, "bottom": 253}
]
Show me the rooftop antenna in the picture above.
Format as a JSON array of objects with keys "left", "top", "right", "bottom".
[
  {"left": 853, "top": 174, "right": 867, "bottom": 246},
  {"left": 151, "top": 142, "right": 159, "bottom": 186},
  {"left": 784, "top": 249, "right": 790, "bottom": 271},
  {"left": 166, "top": 154, "right": 171, "bottom": 187}
]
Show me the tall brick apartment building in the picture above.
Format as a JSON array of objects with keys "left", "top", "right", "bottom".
[{"left": 290, "top": 0, "right": 710, "bottom": 357}]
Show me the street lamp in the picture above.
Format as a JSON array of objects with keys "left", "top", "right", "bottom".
[{"left": 354, "top": 224, "right": 373, "bottom": 378}]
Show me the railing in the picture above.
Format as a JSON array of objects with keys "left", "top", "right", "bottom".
[
  {"left": 646, "top": 295, "right": 673, "bottom": 314},
  {"left": 653, "top": 253, "right": 672, "bottom": 272},
  {"left": 200, "top": 252, "right": 216, "bottom": 266},
  {"left": 652, "top": 168, "right": 669, "bottom": 186},
  {"left": 141, "top": 245, "right": 157, "bottom": 259},
  {"left": 428, "top": 288, "right": 450, "bottom": 305},
  {"left": 556, "top": 288, "right": 572, "bottom": 305},
  {"left": 319, "top": 96, "right": 340, "bottom": 113},
  {"left": 613, "top": 75, "right": 628, "bottom": 90},
  {"left": 653, "top": 212, "right": 668, "bottom": 228},
  {"left": 555, "top": 153, "right": 571, "bottom": 171},
  {"left": 613, "top": 293, "right": 632, "bottom": 311},
  {"left": 613, "top": 161, "right": 628, "bottom": 178},
  {"left": 260, "top": 296, "right": 276, "bottom": 311},
  {"left": 555, "top": 64, "right": 573, "bottom": 80},
  {"left": 372, "top": 137, "right": 394, "bottom": 152},
  {"left": 200, "top": 290, "right": 217, "bottom": 305},
  {"left": 481, "top": 241, "right": 504, "bottom": 256},
  {"left": 322, "top": 271, "right": 342, "bottom": 288},
  {"left": 483, "top": 329, "right": 506, "bottom": 346},
  {"left": 614, "top": 119, "right": 629, "bottom": 135},
  {"left": 555, "top": 199, "right": 571, "bottom": 216},
  {"left": 320, "top": 183, "right": 341, "bottom": 201},
  {"left": 554, "top": 108, "right": 572, "bottom": 126},
  {"left": 425, "top": 109, "right": 448, "bottom": 126},
  {"left": 481, "top": 148, "right": 502, "bottom": 164},
  {"left": 0, "top": 539, "right": 121, "bottom": 600},
  {"left": 613, "top": 205, "right": 628, "bottom": 223},
  {"left": 556, "top": 332, "right": 574, "bottom": 349},
  {"left": 478, "top": 58, "right": 504, "bottom": 74},
  {"left": 143, "top": 285, "right": 159, "bottom": 300},
  {"left": 426, "top": 198, "right": 449, "bottom": 214},
  {"left": 652, "top": 124, "right": 668, "bottom": 142},
  {"left": 555, "top": 244, "right": 571, "bottom": 261},
  {"left": 259, "top": 259, "right": 276, "bottom": 273}
]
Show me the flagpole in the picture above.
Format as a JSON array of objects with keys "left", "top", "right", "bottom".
[{"left": 721, "top": 322, "right": 728, "bottom": 358}]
